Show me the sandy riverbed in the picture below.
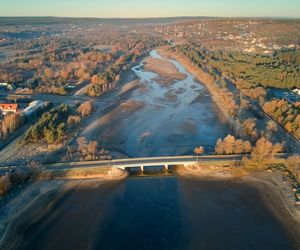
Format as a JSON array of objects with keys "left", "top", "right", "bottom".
[{"left": 144, "top": 57, "right": 187, "bottom": 84}]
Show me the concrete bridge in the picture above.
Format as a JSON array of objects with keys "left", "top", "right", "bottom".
[
  {"left": 0, "top": 154, "right": 290, "bottom": 176},
  {"left": 41, "top": 155, "right": 246, "bottom": 173}
]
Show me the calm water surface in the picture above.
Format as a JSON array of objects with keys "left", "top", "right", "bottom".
[{"left": 19, "top": 176, "right": 295, "bottom": 250}]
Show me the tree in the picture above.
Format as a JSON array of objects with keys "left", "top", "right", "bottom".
[
  {"left": 91, "top": 75, "right": 99, "bottom": 84},
  {"left": 215, "top": 138, "right": 224, "bottom": 154},
  {"left": 44, "top": 68, "right": 53, "bottom": 79},
  {"left": 286, "top": 155, "right": 300, "bottom": 183},
  {"left": 87, "top": 141, "right": 98, "bottom": 159},
  {"left": 77, "top": 137, "right": 87, "bottom": 158},
  {"left": 56, "top": 123, "right": 66, "bottom": 142},
  {"left": 243, "top": 141, "right": 252, "bottom": 153},
  {"left": 0, "top": 113, "right": 23, "bottom": 139},
  {"left": 77, "top": 101, "right": 93, "bottom": 118},
  {"left": 242, "top": 118, "right": 258, "bottom": 140},
  {"left": 60, "top": 70, "right": 69, "bottom": 80},
  {"left": 215, "top": 135, "right": 252, "bottom": 154},
  {"left": 223, "top": 135, "right": 236, "bottom": 154},
  {"left": 67, "top": 115, "right": 81, "bottom": 127},
  {"left": 0, "top": 175, "right": 12, "bottom": 196},
  {"left": 44, "top": 128, "right": 54, "bottom": 144},
  {"left": 194, "top": 146, "right": 204, "bottom": 161},
  {"left": 250, "top": 137, "right": 283, "bottom": 168},
  {"left": 267, "top": 120, "right": 277, "bottom": 133}
]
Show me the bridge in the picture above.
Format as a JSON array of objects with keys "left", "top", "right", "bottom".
[
  {"left": 39, "top": 154, "right": 290, "bottom": 173},
  {"left": 0, "top": 154, "right": 289, "bottom": 176}
]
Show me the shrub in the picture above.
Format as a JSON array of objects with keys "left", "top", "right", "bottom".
[{"left": 0, "top": 175, "right": 12, "bottom": 196}]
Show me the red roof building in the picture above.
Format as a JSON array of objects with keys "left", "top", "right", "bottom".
[{"left": 0, "top": 104, "right": 18, "bottom": 115}]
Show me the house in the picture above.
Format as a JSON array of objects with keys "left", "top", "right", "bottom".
[{"left": 0, "top": 104, "right": 18, "bottom": 115}]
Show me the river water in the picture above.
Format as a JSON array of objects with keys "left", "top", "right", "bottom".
[
  {"left": 12, "top": 51, "right": 297, "bottom": 249},
  {"left": 19, "top": 176, "right": 295, "bottom": 250}
]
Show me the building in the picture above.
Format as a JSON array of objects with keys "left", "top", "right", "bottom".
[
  {"left": 292, "top": 88, "right": 300, "bottom": 96},
  {"left": 0, "top": 103, "right": 18, "bottom": 115},
  {"left": 22, "top": 100, "right": 48, "bottom": 117}
]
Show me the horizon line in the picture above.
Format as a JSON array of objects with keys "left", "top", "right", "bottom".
[{"left": 0, "top": 15, "right": 299, "bottom": 20}]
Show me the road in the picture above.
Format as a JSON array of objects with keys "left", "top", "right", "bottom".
[
  {"left": 0, "top": 155, "right": 242, "bottom": 175},
  {"left": 39, "top": 153, "right": 291, "bottom": 172},
  {"left": 0, "top": 92, "right": 117, "bottom": 105},
  {"left": 0, "top": 152, "right": 291, "bottom": 176}
]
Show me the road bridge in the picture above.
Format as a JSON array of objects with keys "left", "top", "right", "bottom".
[
  {"left": 41, "top": 154, "right": 292, "bottom": 174},
  {"left": 0, "top": 154, "right": 290, "bottom": 176}
]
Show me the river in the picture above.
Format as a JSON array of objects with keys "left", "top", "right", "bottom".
[
  {"left": 18, "top": 176, "right": 296, "bottom": 250},
  {"left": 9, "top": 51, "right": 298, "bottom": 250},
  {"left": 97, "top": 50, "right": 230, "bottom": 157}
]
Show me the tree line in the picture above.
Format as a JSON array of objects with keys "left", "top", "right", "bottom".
[{"left": 263, "top": 99, "right": 300, "bottom": 140}]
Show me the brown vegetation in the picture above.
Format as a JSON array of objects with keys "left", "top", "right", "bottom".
[
  {"left": 242, "top": 118, "right": 258, "bottom": 140},
  {"left": 263, "top": 99, "right": 300, "bottom": 140},
  {"left": 286, "top": 155, "right": 300, "bottom": 183},
  {"left": 67, "top": 115, "right": 81, "bottom": 127},
  {"left": 0, "top": 113, "right": 23, "bottom": 140},
  {"left": 247, "top": 137, "right": 284, "bottom": 168},
  {"left": 77, "top": 101, "right": 93, "bottom": 118},
  {"left": 0, "top": 175, "right": 12, "bottom": 196},
  {"left": 215, "top": 135, "right": 252, "bottom": 154},
  {"left": 77, "top": 137, "right": 109, "bottom": 161}
]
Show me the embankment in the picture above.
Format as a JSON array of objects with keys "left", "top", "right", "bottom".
[{"left": 40, "top": 166, "right": 128, "bottom": 180}]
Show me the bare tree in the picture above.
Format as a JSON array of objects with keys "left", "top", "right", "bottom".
[
  {"left": 0, "top": 175, "right": 12, "bottom": 196},
  {"left": 77, "top": 137, "right": 87, "bottom": 158},
  {"left": 77, "top": 101, "right": 93, "bottom": 118},
  {"left": 87, "top": 141, "right": 98, "bottom": 160},
  {"left": 250, "top": 137, "right": 283, "bottom": 168},
  {"left": 67, "top": 115, "right": 81, "bottom": 127}
]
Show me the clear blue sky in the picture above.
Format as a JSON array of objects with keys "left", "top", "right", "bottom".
[{"left": 1, "top": 0, "right": 299, "bottom": 18}]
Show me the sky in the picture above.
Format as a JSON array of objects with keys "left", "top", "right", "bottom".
[{"left": 0, "top": 0, "right": 299, "bottom": 18}]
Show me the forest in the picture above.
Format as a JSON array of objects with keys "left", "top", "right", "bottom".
[
  {"left": 24, "top": 104, "right": 70, "bottom": 144},
  {"left": 171, "top": 44, "right": 300, "bottom": 91},
  {"left": 263, "top": 99, "right": 300, "bottom": 140},
  {"left": 0, "top": 33, "right": 165, "bottom": 95},
  {"left": 208, "top": 49, "right": 300, "bottom": 89}
]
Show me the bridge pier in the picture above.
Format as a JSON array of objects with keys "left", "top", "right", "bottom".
[
  {"left": 140, "top": 165, "right": 144, "bottom": 175},
  {"left": 164, "top": 164, "right": 169, "bottom": 173}
]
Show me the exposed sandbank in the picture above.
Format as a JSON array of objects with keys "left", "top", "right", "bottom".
[{"left": 144, "top": 57, "right": 186, "bottom": 84}]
